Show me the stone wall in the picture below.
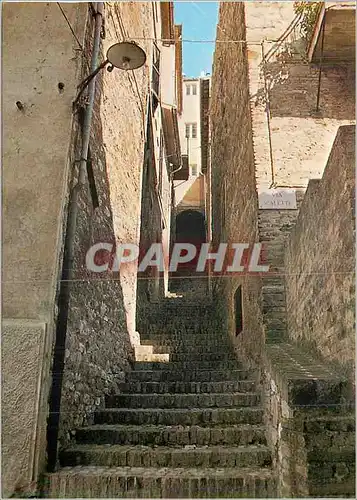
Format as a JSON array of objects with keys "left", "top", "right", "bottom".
[
  {"left": 58, "top": 2, "right": 155, "bottom": 450},
  {"left": 285, "top": 125, "right": 355, "bottom": 380},
  {"left": 210, "top": 2, "right": 264, "bottom": 367}
]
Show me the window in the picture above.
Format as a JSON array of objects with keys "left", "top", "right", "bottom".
[
  {"left": 191, "top": 164, "right": 198, "bottom": 177},
  {"left": 185, "top": 123, "right": 198, "bottom": 139},
  {"left": 185, "top": 124, "right": 190, "bottom": 139},
  {"left": 186, "top": 83, "right": 197, "bottom": 96}
]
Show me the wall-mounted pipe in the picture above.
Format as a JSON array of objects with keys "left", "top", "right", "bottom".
[
  {"left": 261, "top": 40, "right": 276, "bottom": 189},
  {"left": 46, "top": 2, "right": 104, "bottom": 472}
]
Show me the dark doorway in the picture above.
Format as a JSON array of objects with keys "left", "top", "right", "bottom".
[
  {"left": 174, "top": 210, "right": 206, "bottom": 272},
  {"left": 235, "top": 285, "right": 243, "bottom": 335}
]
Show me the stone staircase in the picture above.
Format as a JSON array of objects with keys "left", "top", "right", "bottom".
[{"left": 45, "top": 300, "right": 277, "bottom": 498}]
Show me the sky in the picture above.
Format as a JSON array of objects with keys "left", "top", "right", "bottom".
[{"left": 174, "top": 1, "right": 219, "bottom": 78}]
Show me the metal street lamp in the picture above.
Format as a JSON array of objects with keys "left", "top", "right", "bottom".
[{"left": 74, "top": 41, "right": 146, "bottom": 106}]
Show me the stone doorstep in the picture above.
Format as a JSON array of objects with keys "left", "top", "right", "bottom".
[
  {"left": 118, "top": 380, "right": 257, "bottom": 394},
  {"left": 105, "top": 392, "right": 260, "bottom": 409},
  {"left": 46, "top": 466, "right": 277, "bottom": 498},
  {"left": 93, "top": 407, "right": 265, "bottom": 426},
  {"left": 60, "top": 444, "right": 272, "bottom": 469},
  {"left": 126, "top": 369, "right": 254, "bottom": 383},
  {"left": 75, "top": 423, "right": 267, "bottom": 447}
]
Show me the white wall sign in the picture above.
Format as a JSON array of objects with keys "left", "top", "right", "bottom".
[{"left": 258, "top": 189, "right": 297, "bottom": 210}]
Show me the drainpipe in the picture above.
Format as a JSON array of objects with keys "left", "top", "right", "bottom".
[
  {"left": 47, "top": 2, "right": 104, "bottom": 472},
  {"left": 171, "top": 136, "right": 188, "bottom": 177}
]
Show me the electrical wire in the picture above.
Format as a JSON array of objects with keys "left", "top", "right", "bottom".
[
  {"left": 57, "top": 2, "right": 90, "bottom": 71},
  {"left": 4, "top": 271, "right": 355, "bottom": 284}
]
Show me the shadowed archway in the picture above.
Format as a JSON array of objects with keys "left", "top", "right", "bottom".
[{"left": 175, "top": 210, "right": 206, "bottom": 243}]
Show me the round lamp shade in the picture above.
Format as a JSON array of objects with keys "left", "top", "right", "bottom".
[{"left": 106, "top": 42, "right": 146, "bottom": 70}]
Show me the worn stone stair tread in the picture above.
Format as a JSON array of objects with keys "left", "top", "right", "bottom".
[
  {"left": 106, "top": 392, "right": 259, "bottom": 408},
  {"left": 94, "top": 407, "right": 264, "bottom": 426},
  {"left": 47, "top": 463, "right": 277, "bottom": 498},
  {"left": 61, "top": 443, "right": 272, "bottom": 468},
  {"left": 77, "top": 423, "right": 267, "bottom": 431},
  {"left": 75, "top": 423, "right": 267, "bottom": 446},
  {"left": 156, "top": 351, "right": 237, "bottom": 358},
  {"left": 63, "top": 443, "right": 271, "bottom": 453},
  {"left": 119, "top": 380, "right": 256, "bottom": 394},
  {"left": 48, "top": 464, "right": 276, "bottom": 479},
  {"left": 133, "top": 361, "right": 242, "bottom": 371},
  {"left": 126, "top": 369, "right": 254, "bottom": 382}
]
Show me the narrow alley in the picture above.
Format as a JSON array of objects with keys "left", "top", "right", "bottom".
[{"left": 2, "top": 1, "right": 356, "bottom": 498}]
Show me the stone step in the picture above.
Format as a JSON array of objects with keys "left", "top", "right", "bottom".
[
  {"left": 134, "top": 346, "right": 169, "bottom": 363},
  {"left": 262, "top": 305, "right": 286, "bottom": 314},
  {"left": 94, "top": 407, "right": 264, "bottom": 426},
  {"left": 262, "top": 294, "right": 286, "bottom": 307},
  {"left": 132, "top": 361, "right": 242, "bottom": 371},
  {"left": 303, "top": 415, "right": 355, "bottom": 433},
  {"left": 261, "top": 277, "right": 285, "bottom": 287},
  {"left": 106, "top": 392, "right": 260, "bottom": 409},
  {"left": 140, "top": 337, "right": 231, "bottom": 348},
  {"left": 144, "top": 344, "right": 233, "bottom": 355},
  {"left": 46, "top": 466, "right": 277, "bottom": 498},
  {"left": 265, "top": 332, "right": 285, "bottom": 344},
  {"left": 60, "top": 444, "right": 272, "bottom": 469},
  {"left": 118, "top": 380, "right": 256, "bottom": 394},
  {"left": 126, "top": 369, "right": 254, "bottom": 383},
  {"left": 309, "top": 478, "right": 355, "bottom": 498},
  {"left": 75, "top": 423, "right": 267, "bottom": 447},
  {"left": 135, "top": 353, "right": 171, "bottom": 362},
  {"left": 263, "top": 317, "right": 287, "bottom": 330},
  {"left": 165, "top": 353, "right": 238, "bottom": 362},
  {"left": 142, "top": 331, "right": 215, "bottom": 337},
  {"left": 163, "top": 300, "right": 211, "bottom": 308},
  {"left": 141, "top": 330, "right": 224, "bottom": 338}
]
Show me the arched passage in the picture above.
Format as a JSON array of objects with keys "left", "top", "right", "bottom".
[{"left": 174, "top": 210, "right": 206, "bottom": 273}]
